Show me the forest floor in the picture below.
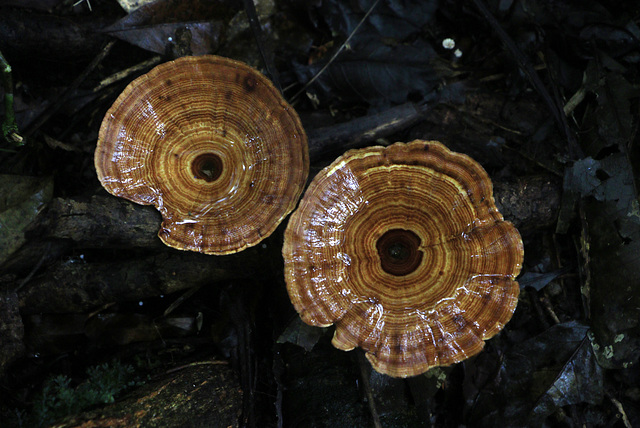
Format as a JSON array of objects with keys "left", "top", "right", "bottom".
[{"left": 1, "top": 1, "right": 639, "bottom": 427}]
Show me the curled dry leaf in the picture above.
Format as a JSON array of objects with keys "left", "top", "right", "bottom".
[
  {"left": 95, "top": 55, "right": 309, "bottom": 255},
  {"left": 283, "top": 140, "right": 523, "bottom": 377}
]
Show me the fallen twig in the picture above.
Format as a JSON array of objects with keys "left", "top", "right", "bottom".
[{"left": 290, "top": 0, "right": 382, "bottom": 103}]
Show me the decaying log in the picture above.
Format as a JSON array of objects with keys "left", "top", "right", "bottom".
[
  {"left": 17, "top": 248, "right": 270, "bottom": 314},
  {"left": 33, "top": 172, "right": 559, "bottom": 254},
  {"left": 14, "top": 171, "right": 558, "bottom": 315},
  {"left": 53, "top": 362, "right": 242, "bottom": 428},
  {"left": 31, "top": 195, "right": 163, "bottom": 249}
]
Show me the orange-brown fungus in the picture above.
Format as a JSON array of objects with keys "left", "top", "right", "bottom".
[
  {"left": 95, "top": 55, "right": 309, "bottom": 255},
  {"left": 283, "top": 140, "right": 523, "bottom": 377}
]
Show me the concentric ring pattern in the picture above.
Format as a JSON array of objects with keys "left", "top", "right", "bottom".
[
  {"left": 283, "top": 140, "right": 523, "bottom": 377},
  {"left": 95, "top": 55, "right": 309, "bottom": 255}
]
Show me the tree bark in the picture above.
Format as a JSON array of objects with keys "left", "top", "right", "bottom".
[{"left": 53, "top": 362, "right": 242, "bottom": 428}]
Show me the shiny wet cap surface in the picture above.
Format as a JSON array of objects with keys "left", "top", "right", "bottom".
[
  {"left": 283, "top": 140, "right": 523, "bottom": 377},
  {"left": 95, "top": 55, "right": 309, "bottom": 255}
]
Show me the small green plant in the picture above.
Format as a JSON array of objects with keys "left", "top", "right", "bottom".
[
  {"left": 26, "top": 360, "right": 138, "bottom": 427},
  {"left": 1, "top": 49, "right": 24, "bottom": 146}
]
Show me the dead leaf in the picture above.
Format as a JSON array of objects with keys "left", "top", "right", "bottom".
[{"left": 103, "top": 0, "right": 240, "bottom": 55}]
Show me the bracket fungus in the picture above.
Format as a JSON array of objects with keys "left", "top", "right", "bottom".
[
  {"left": 283, "top": 140, "right": 523, "bottom": 377},
  {"left": 95, "top": 55, "right": 309, "bottom": 255}
]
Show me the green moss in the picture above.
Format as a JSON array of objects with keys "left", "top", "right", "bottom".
[{"left": 19, "top": 360, "right": 138, "bottom": 428}]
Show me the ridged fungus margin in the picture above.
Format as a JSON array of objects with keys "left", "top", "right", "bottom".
[
  {"left": 283, "top": 140, "right": 523, "bottom": 377},
  {"left": 95, "top": 55, "right": 309, "bottom": 255}
]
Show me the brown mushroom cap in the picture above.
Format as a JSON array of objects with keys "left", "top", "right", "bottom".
[
  {"left": 95, "top": 55, "right": 309, "bottom": 255},
  {"left": 283, "top": 140, "right": 523, "bottom": 377}
]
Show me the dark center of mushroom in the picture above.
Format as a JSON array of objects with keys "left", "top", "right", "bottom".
[
  {"left": 376, "top": 229, "right": 423, "bottom": 276},
  {"left": 191, "top": 153, "right": 223, "bottom": 182}
]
